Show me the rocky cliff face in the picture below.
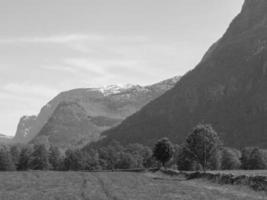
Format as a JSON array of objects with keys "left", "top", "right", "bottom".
[
  {"left": 14, "top": 76, "right": 180, "bottom": 148},
  {"left": 14, "top": 116, "right": 37, "bottom": 143},
  {"left": 101, "top": 0, "right": 267, "bottom": 148}
]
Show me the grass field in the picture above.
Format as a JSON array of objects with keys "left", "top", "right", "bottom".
[
  {"left": 207, "top": 170, "right": 267, "bottom": 177},
  {"left": 0, "top": 171, "right": 266, "bottom": 200}
]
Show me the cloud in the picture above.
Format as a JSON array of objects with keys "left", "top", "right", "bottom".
[
  {"left": 0, "top": 34, "right": 105, "bottom": 44},
  {"left": 40, "top": 65, "right": 78, "bottom": 73},
  {"left": 2, "top": 82, "right": 59, "bottom": 98},
  {"left": 0, "top": 34, "right": 147, "bottom": 45}
]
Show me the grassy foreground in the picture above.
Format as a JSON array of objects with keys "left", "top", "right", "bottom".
[{"left": 0, "top": 171, "right": 266, "bottom": 200}]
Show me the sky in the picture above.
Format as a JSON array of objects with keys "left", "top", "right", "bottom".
[{"left": 0, "top": 0, "right": 244, "bottom": 136}]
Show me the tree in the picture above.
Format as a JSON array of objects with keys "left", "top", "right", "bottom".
[
  {"left": 115, "top": 152, "right": 138, "bottom": 169},
  {"left": 98, "top": 141, "right": 124, "bottom": 170},
  {"left": 17, "top": 146, "right": 33, "bottom": 171},
  {"left": 240, "top": 147, "right": 254, "bottom": 169},
  {"left": 83, "top": 149, "right": 101, "bottom": 170},
  {"left": 247, "top": 148, "right": 267, "bottom": 170},
  {"left": 126, "top": 143, "right": 152, "bottom": 168},
  {"left": 177, "top": 146, "right": 201, "bottom": 171},
  {"left": 221, "top": 148, "right": 241, "bottom": 170},
  {"left": 184, "top": 124, "right": 222, "bottom": 172},
  {"left": 153, "top": 137, "right": 174, "bottom": 168},
  {"left": 64, "top": 149, "right": 85, "bottom": 170},
  {"left": 0, "top": 147, "right": 15, "bottom": 171},
  {"left": 10, "top": 145, "right": 21, "bottom": 168},
  {"left": 49, "top": 145, "right": 62, "bottom": 170},
  {"left": 29, "top": 144, "right": 49, "bottom": 170}
]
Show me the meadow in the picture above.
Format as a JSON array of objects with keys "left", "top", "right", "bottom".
[{"left": 0, "top": 171, "right": 266, "bottom": 200}]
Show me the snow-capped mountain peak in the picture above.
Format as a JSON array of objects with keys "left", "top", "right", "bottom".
[{"left": 93, "top": 84, "right": 137, "bottom": 96}]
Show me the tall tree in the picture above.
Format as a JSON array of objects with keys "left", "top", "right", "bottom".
[
  {"left": 29, "top": 144, "right": 49, "bottom": 170},
  {"left": 184, "top": 124, "right": 222, "bottom": 172},
  {"left": 153, "top": 137, "right": 174, "bottom": 168}
]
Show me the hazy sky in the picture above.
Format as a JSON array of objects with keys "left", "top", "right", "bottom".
[{"left": 0, "top": 0, "right": 244, "bottom": 136}]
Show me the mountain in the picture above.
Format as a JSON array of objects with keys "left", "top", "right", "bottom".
[
  {"left": 14, "top": 76, "right": 180, "bottom": 148},
  {"left": 101, "top": 0, "right": 267, "bottom": 148}
]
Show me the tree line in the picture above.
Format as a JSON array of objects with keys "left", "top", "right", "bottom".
[{"left": 0, "top": 124, "right": 266, "bottom": 171}]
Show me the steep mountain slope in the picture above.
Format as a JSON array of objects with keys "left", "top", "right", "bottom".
[
  {"left": 101, "top": 0, "right": 267, "bottom": 148},
  {"left": 14, "top": 76, "right": 180, "bottom": 147}
]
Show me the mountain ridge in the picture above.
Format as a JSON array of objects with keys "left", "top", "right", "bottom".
[{"left": 100, "top": 0, "right": 267, "bottom": 148}]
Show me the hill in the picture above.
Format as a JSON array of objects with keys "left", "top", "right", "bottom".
[{"left": 101, "top": 0, "right": 267, "bottom": 148}]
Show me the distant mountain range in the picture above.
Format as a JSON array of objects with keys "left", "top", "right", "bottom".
[
  {"left": 100, "top": 0, "right": 267, "bottom": 148},
  {"left": 12, "top": 76, "right": 180, "bottom": 148}
]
